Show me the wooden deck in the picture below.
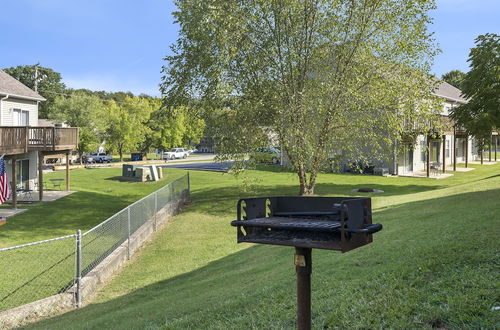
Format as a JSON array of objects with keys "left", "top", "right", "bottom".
[{"left": 0, "top": 126, "right": 78, "bottom": 154}]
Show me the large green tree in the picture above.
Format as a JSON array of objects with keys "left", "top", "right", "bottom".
[
  {"left": 50, "top": 92, "right": 107, "bottom": 162},
  {"left": 441, "top": 70, "right": 466, "bottom": 89},
  {"left": 3, "top": 64, "right": 66, "bottom": 119},
  {"left": 146, "top": 104, "right": 205, "bottom": 151},
  {"left": 163, "top": 0, "right": 439, "bottom": 194},
  {"left": 104, "top": 97, "right": 154, "bottom": 161},
  {"left": 450, "top": 33, "right": 500, "bottom": 159}
]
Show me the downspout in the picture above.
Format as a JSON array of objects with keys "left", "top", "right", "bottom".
[{"left": 0, "top": 94, "right": 9, "bottom": 126}]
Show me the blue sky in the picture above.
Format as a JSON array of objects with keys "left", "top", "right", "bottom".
[{"left": 1, "top": 0, "right": 498, "bottom": 96}]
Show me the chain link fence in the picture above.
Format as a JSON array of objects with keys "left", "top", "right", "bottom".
[
  {"left": 0, "top": 235, "right": 77, "bottom": 312},
  {"left": 0, "top": 173, "right": 189, "bottom": 315}
]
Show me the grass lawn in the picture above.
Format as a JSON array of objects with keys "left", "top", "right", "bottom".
[
  {"left": 0, "top": 168, "right": 185, "bottom": 313},
  {"left": 0, "top": 168, "right": 185, "bottom": 248},
  {"left": 24, "top": 163, "right": 500, "bottom": 329}
]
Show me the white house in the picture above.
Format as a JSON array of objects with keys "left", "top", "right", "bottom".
[
  {"left": 278, "top": 80, "right": 497, "bottom": 176},
  {"left": 0, "top": 70, "right": 78, "bottom": 206},
  {"left": 393, "top": 80, "right": 493, "bottom": 177}
]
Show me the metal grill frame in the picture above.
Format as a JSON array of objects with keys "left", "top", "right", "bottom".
[{"left": 232, "top": 196, "right": 377, "bottom": 252}]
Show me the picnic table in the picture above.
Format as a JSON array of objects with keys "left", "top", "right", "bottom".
[{"left": 49, "top": 178, "right": 64, "bottom": 190}]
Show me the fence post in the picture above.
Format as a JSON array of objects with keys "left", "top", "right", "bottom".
[
  {"left": 76, "top": 229, "right": 82, "bottom": 308},
  {"left": 187, "top": 172, "right": 190, "bottom": 195},
  {"left": 154, "top": 192, "right": 158, "bottom": 232},
  {"left": 170, "top": 178, "right": 174, "bottom": 201},
  {"left": 127, "top": 207, "right": 131, "bottom": 260}
]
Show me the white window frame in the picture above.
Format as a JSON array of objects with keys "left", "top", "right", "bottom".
[{"left": 12, "top": 108, "right": 30, "bottom": 126}]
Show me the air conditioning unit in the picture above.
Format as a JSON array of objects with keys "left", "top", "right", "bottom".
[{"left": 373, "top": 167, "right": 389, "bottom": 176}]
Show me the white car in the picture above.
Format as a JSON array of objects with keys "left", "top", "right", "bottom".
[
  {"left": 163, "top": 148, "right": 189, "bottom": 160},
  {"left": 84, "top": 152, "right": 113, "bottom": 163}
]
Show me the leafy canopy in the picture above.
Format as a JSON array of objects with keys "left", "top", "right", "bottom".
[
  {"left": 3, "top": 64, "right": 66, "bottom": 119},
  {"left": 441, "top": 70, "right": 466, "bottom": 90},
  {"left": 170, "top": 0, "right": 438, "bottom": 194},
  {"left": 146, "top": 105, "right": 205, "bottom": 151},
  {"left": 103, "top": 96, "right": 155, "bottom": 161},
  {"left": 50, "top": 92, "right": 107, "bottom": 158},
  {"left": 451, "top": 33, "right": 500, "bottom": 146}
]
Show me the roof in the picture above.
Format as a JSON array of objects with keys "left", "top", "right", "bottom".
[
  {"left": 0, "top": 70, "right": 46, "bottom": 101},
  {"left": 434, "top": 80, "right": 468, "bottom": 104},
  {"left": 38, "top": 119, "right": 56, "bottom": 126}
]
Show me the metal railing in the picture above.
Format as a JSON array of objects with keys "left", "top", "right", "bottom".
[{"left": 0, "top": 173, "right": 189, "bottom": 313}]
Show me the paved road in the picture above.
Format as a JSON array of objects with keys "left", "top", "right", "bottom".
[
  {"left": 156, "top": 153, "right": 216, "bottom": 163},
  {"left": 159, "top": 161, "right": 233, "bottom": 172}
]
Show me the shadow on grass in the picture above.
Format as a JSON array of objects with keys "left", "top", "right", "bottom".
[
  {"left": 27, "top": 187, "right": 500, "bottom": 329},
  {"left": 104, "top": 176, "right": 142, "bottom": 183},
  {"left": 472, "top": 173, "right": 500, "bottom": 182},
  {"left": 0, "top": 191, "right": 139, "bottom": 246},
  {"left": 189, "top": 182, "right": 441, "bottom": 217}
]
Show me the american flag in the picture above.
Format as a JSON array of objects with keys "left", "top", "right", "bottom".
[{"left": 0, "top": 158, "right": 9, "bottom": 203}]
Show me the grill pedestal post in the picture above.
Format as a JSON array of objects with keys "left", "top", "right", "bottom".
[{"left": 295, "top": 247, "right": 312, "bottom": 330}]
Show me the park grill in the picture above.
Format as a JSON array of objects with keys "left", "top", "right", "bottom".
[{"left": 230, "top": 196, "right": 382, "bottom": 330}]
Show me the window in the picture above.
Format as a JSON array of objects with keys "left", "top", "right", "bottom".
[
  {"left": 13, "top": 109, "right": 29, "bottom": 126},
  {"left": 446, "top": 140, "right": 450, "bottom": 158},
  {"left": 421, "top": 140, "right": 426, "bottom": 162}
]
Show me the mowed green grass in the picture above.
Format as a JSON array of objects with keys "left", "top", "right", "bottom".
[
  {"left": 25, "top": 163, "right": 500, "bottom": 329},
  {"left": 0, "top": 168, "right": 185, "bottom": 248},
  {"left": 0, "top": 168, "right": 185, "bottom": 312}
]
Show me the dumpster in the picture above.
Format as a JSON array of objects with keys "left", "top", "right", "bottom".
[{"left": 131, "top": 153, "right": 145, "bottom": 161}]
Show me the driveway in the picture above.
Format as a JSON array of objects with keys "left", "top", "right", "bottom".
[
  {"left": 160, "top": 161, "right": 232, "bottom": 172},
  {"left": 174, "top": 153, "right": 216, "bottom": 162}
]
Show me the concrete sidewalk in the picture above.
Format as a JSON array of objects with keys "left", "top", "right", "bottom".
[{"left": 0, "top": 191, "right": 76, "bottom": 219}]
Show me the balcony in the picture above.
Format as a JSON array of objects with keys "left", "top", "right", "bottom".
[{"left": 0, "top": 126, "right": 78, "bottom": 155}]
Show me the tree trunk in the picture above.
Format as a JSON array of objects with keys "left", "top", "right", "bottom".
[
  {"left": 306, "top": 172, "right": 317, "bottom": 195},
  {"left": 119, "top": 145, "right": 123, "bottom": 162},
  {"left": 298, "top": 165, "right": 309, "bottom": 196},
  {"left": 297, "top": 165, "right": 315, "bottom": 195},
  {"left": 300, "top": 184, "right": 314, "bottom": 195}
]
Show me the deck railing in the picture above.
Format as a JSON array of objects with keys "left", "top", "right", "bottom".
[{"left": 0, "top": 127, "right": 78, "bottom": 154}]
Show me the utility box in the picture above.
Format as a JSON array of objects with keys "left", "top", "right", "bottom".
[
  {"left": 373, "top": 167, "right": 389, "bottom": 176},
  {"left": 149, "top": 165, "right": 159, "bottom": 181},
  {"left": 122, "top": 164, "right": 137, "bottom": 178},
  {"left": 135, "top": 167, "right": 152, "bottom": 182}
]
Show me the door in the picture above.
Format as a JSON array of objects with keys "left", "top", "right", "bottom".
[
  {"left": 405, "top": 145, "right": 414, "bottom": 172},
  {"left": 431, "top": 141, "right": 440, "bottom": 162},
  {"left": 399, "top": 144, "right": 413, "bottom": 174},
  {"left": 15, "top": 159, "right": 30, "bottom": 190}
]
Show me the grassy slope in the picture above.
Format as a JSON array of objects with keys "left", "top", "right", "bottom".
[
  {"left": 0, "top": 168, "right": 184, "bottom": 248},
  {"left": 27, "top": 165, "right": 500, "bottom": 329}
]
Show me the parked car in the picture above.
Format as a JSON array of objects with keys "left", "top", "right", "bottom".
[
  {"left": 84, "top": 152, "right": 113, "bottom": 163},
  {"left": 163, "top": 148, "right": 189, "bottom": 160},
  {"left": 250, "top": 147, "right": 281, "bottom": 164}
]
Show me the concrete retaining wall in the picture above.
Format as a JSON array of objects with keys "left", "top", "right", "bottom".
[{"left": 0, "top": 192, "right": 188, "bottom": 329}]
